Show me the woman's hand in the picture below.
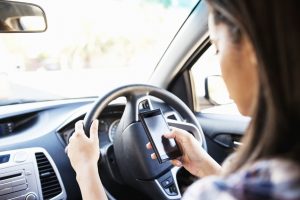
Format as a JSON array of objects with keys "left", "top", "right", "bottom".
[
  {"left": 66, "top": 120, "right": 107, "bottom": 200},
  {"left": 67, "top": 120, "right": 100, "bottom": 174},
  {"left": 146, "top": 127, "right": 221, "bottom": 178}
]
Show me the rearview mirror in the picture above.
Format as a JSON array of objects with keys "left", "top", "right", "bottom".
[
  {"left": 0, "top": 1, "right": 47, "bottom": 32},
  {"left": 205, "top": 75, "right": 233, "bottom": 105}
]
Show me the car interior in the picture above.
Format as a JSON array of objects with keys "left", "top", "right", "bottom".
[{"left": 0, "top": 1, "right": 250, "bottom": 200}]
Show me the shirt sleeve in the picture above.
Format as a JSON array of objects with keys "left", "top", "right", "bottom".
[
  {"left": 182, "top": 159, "right": 300, "bottom": 200},
  {"left": 221, "top": 152, "right": 237, "bottom": 172},
  {"left": 182, "top": 176, "right": 237, "bottom": 200}
]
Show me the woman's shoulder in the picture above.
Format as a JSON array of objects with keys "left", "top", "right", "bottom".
[{"left": 182, "top": 158, "right": 300, "bottom": 200}]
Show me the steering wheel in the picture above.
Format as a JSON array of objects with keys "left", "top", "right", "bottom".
[{"left": 83, "top": 84, "right": 207, "bottom": 200}]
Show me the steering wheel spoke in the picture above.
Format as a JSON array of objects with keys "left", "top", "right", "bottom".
[
  {"left": 154, "top": 166, "right": 182, "bottom": 199},
  {"left": 99, "top": 144, "right": 123, "bottom": 184},
  {"left": 167, "top": 119, "right": 203, "bottom": 146},
  {"left": 125, "top": 93, "right": 154, "bottom": 121}
]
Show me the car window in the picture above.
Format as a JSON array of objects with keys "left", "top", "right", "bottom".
[
  {"left": 0, "top": 0, "right": 198, "bottom": 105},
  {"left": 190, "top": 45, "right": 240, "bottom": 115}
]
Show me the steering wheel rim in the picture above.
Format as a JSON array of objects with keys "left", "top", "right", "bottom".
[{"left": 83, "top": 84, "right": 207, "bottom": 200}]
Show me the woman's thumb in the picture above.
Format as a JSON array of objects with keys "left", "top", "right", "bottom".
[
  {"left": 163, "top": 131, "right": 175, "bottom": 139},
  {"left": 164, "top": 127, "right": 192, "bottom": 143}
]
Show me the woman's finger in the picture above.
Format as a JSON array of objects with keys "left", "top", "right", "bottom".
[
  {"left": 164, "top": 127, "right": 192, "bottom": 143},
  {"left": 170, "top": 159, "right": 182, "bottom": 167},
  {"left": 163, "top": 130, "right": 176, "bottom": 139},
  {"left": 146, "top": 142, "right": 152, "bottom": 149},
  {"left": 151, "top": 153, "right": 157, "bottom": 160},
  {"left": 90, "top": 120, "right": 99, "bottom": 141},
  {"left": 75, "top": 120, "right": 84, "bottom": 135},
  {"left": 68, "top": 134, "right": 74, "bottom": 143}
]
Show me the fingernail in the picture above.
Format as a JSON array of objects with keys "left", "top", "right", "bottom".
[
  {"left": 175, "top": 160, "right": 182, "bottom": 166},
  {"left": 151, "top": 153, "right": 156, "bottom": 159},
  {"left": 164, "top": 132, "right": 172, "bottom": 137},
  {"left": 64, "top": 146, "right": 68, "bottom": 154},
  {"left": 75, "top": 124, "right": 81, "bottom": 130}
]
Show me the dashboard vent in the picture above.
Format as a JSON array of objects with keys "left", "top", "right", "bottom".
[{"left": 35, "top": 152, "right": 62, "bottom": 199}]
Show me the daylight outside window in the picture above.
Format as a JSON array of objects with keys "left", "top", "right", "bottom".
[
  {"left": 0, "top": 0, "right": 198, "bottom": 106},
  {"left": 191, "top": 45, "right": 240, "bottom": 115}
]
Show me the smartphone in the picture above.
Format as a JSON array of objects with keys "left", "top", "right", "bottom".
[{"left": 139, "top": 109, "right": 182, "bottom": 163}]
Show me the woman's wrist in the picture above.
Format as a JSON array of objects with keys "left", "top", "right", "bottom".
[
  {"left": 76, "top": 164, "right": 99, "bottom": 182},
  {"left": 75, "top": 164, "right": 108, "bottom": 200},
  {"left": 195, "top": 151, "right": 222, "bottom": 177}
]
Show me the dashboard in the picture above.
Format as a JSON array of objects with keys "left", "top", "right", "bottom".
[{"left": 0, "top": 97, "right": 182, "bottom": 200}]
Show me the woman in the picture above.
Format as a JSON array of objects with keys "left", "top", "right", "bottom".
[{"left": 67, "top": 0, "right": 300, "bottom": 199}]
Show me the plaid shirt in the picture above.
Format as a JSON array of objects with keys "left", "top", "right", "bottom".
[{"left": 183, "top": 159, "right": 300, "bottom": 200}]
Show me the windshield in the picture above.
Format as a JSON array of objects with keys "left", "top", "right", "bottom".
[{"left": 0, "top": 0, "right": 197, "bottom": 105}]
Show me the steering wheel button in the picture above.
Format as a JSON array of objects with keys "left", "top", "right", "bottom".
[
  {"left": 170, "top": 184, "right": 178, "bottom": 194},
  {"left": 165, "top": 180, "right": 170, "bottom": 186},
  {"left": 161, "top": 176, "right": 173, "bottom": 188},
  {"left": 164, "top": 184, "right": 178, "bottom": 196}
]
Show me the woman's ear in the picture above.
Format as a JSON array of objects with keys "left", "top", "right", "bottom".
[
  {"left": 243, "top": 37, "right": 259, "bottom": 116},
  {"left": 244, "top": 37, "right": 258, "bottom": 67}
]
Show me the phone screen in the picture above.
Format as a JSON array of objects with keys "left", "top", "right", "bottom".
[{"left": 140, "top": 109, "right": 181, "bottom": 163}]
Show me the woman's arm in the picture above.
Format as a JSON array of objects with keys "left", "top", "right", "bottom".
[
  {"left": 76, "top": 164, "right": 107, "bottom": 200},
  {"left": 67, "top": 120, "right": 108, "bottom": 200}
]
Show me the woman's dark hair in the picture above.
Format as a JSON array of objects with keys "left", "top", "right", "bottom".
[{"left": 205, "top": 0, "right": 300, "bottom": 173}]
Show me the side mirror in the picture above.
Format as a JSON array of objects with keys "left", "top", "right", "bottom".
[
  {"left": 205, "top": 75, "right": 233, "bottom": 105},
  {"left": 0, "top": 1, "right": 47, "bottom": 32}
]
